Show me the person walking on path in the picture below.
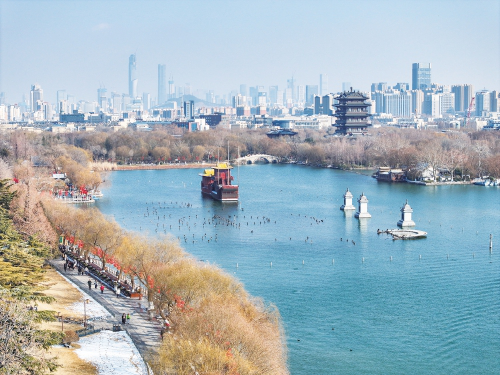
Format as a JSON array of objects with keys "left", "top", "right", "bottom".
[
  {"left": 115, "top": 284, "right": 121, "bottom": 297},
  {"left": 126, "top": 313, "right": 130, "bottom": 324},
  {"left": 63, "top": 262, "right": 67, "bottom": 272},
  {"left": 94, "top": 280, "right": 97, "bottom": 289},
  {"left": 87, "top": 279, "right": 92, "bottom": 290},
  {"left": 121, "top": 313, "right": 126, "bottom": 325},
  {"left": 100, "top": 284, "right": 105, "bottom": 294}
]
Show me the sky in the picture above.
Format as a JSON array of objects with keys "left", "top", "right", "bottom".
[{"left": 0, "top": 0, "right": 499, "bottom": 104}]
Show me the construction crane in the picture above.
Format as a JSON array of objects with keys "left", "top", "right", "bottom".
[{"left": 466, "top": 96, "right": 475, "bottom": 127}]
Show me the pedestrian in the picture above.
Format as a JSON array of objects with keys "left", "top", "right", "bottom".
[
  {"left": 115, "top": 284, "right": 120, "bottom": 297},
  {"left": 78, "top": 265, "right": 82, "bottom": 275},
  {"left": 63, "top": 262, "right": 67, "bottom": 272},
  {"left": 84, "top": 266, "right": 88, "bottom": 275},
  {"left": 160, "top": 327, "right": 165, "bottom": 340},
  {"left": 126, "top": 313, "right": 130, "bottom": 324},
  {"left": 87, "top": 279, "right": 92, "bottom": 290},
  {"left": 121, "top": 313, "right": 126, "bottom": 325},
  {"left": 100, "top": 284, "right": 104, "bottom": 294},
  {"left": 94, "top": 280, "right": 97, "bottom": 289}
]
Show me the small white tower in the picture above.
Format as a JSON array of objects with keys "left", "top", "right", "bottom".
[
  {"left": 340, "top": 188, "right": 355, "bottom": 211},
  {"left": 355, "top": 192, "right": 371, "bottom": 218},
  {"left": 397, "top": 199, "right": 415, "bottom": 227}
]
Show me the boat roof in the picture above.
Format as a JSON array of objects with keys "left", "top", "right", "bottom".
[
  {"left": 212, "top": 162, "right": 233, "bottom": 170},
  {"left": 199, "top": 168, "right": 215, "bottom": 177}
]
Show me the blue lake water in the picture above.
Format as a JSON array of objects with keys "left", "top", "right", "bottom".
[{"left": 96, "top": 164, "right": 500, "bottom": 374}]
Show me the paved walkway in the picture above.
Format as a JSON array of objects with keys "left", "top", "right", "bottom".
[{"left": 49, "top": 258, "right": 162, "bottom": 360}]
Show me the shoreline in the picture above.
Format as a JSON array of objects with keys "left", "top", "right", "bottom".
[
  {"left": 114, "top": 162, "right": 215, "bottom": 171},
  {"left": 112, "top": 163, "right": 477, "bottom": 187}
]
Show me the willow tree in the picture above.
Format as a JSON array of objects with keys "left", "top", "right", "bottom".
[
  {"left": 125, "top": 234, "right": 184, "bottom": 313},
  {"left": 81, "top": 211, "right": 124, "bottom": 270}
]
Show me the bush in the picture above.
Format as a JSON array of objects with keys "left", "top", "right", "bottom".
[{"left": 63, "top": 330, "right": 79, "bottom": 345}]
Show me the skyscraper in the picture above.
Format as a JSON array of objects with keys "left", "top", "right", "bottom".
[
  {"left": 158, "top": 64, "right": 167, "bottom": 105},
  {"left": 183, "top": 100, "right": 194, "bottom": 119},
  {"left": 129, "top": 54, "right": 138, "bottom": 98},
  {"left": 168, "top": 76, "right": 175, "bottom": 99},
  {"left": 30, "top": 84, "right": 43, "bottom": 112},
  {"left": 451, "top": 84, "right": 473, "bottom": 112},
  {"left": 97, "top": 87, "right": 107, "bottom": 112},
  {"left": 320, "top": 74, "right": 328, "bottom": 96},
  {"left": 240, "top": 84, "right": 247, "bottom": 97},
  {"left": 305, "top": 85, "right": 318, "bottom": 105},
  {"left": 412, "top": 63, "right": 431, "bottom": 90}
]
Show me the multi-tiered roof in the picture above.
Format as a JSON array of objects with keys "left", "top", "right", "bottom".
[{"left": 333, "top": 89, "right": 371, "bottom": 135}]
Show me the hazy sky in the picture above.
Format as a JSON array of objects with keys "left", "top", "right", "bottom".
[{"left": 1, "top": 0, "right": 499, "bottom": 104}]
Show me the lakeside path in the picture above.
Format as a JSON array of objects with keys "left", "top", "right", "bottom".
[{"left": 48, "top": 258, "right": 162, "bottom": 361}]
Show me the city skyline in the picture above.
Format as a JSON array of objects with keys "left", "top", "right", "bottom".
[{"left": 0, "top": 0, "right": 499, "bottom": 104}]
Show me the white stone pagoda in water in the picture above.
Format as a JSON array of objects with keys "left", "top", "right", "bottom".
[
  {"left": 340, "top": 188, "right": 355, "bottom": 211},
  {"left": 355, "top": 193, "right": 371, "bottom": 218},
  {"left": 397, "top": 199, "right": 416, "bottom": 227}
]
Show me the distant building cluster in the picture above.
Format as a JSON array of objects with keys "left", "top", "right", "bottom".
[{"left": 0, "top": 58, "right": 499, "bottom": 134}]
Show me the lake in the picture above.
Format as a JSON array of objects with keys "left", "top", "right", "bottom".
[{"left": 96, "top": 164, "right": 500, "bottom": 375}]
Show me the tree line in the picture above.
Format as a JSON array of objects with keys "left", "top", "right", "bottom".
[
  {"left": 42, "top": 200, "right": 288, "bottom": 374},
  {"left": 2, "top": 126, "right": 500, "bottom": 181}
]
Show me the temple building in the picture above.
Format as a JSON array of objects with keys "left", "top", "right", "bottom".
[{"left": 333, "top": 88, "right": 371, "bottom": 135}]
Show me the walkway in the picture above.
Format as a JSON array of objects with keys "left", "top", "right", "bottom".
[{"left": 49, "top": 258, "right": 162, "bottom": 360}]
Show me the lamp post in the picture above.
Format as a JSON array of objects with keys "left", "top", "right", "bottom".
[{"left": 83, "top": 299, "right": 90, "bottom": 329}]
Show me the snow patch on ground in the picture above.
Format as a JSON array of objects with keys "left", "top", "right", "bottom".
[{"left": 74, "top": 330, "right": 148, "bottom": 375}]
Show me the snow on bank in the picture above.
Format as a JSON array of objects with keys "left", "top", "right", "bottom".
[
  {"left": 74, "top": 330, "right": 148, "bottom": 375},
  {"left": 56, "top": 270, "right": 112, "bottom": 319}
]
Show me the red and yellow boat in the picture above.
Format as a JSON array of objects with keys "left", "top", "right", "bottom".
[{"left": 200, "top": 162, "right": 239, "bottom": 202}]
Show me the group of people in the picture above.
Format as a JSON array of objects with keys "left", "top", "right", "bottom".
[
  {"left": 86, "top": 278, "right": 106, "bottom": 294},
  {"left": 121, "top": 313, "right": 131, "bottom": 324}
]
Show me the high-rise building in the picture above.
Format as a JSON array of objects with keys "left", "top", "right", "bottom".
[
  {"left": 394, "top": 83, "right": 409, "bottom": 91},
  {"left": 371, "top": 82, "right": 388, "bottom": 93},
  {"left": 475, "top": 91, "right": 491, "bottom": 116},
  {"left": 240, "top": 84, "right": 247, "bottom": 97},
  {"left": 412, "top": 63, "right": 431, "bottom": 90},
  {"left": 56, "top": 90, "right": 67, "bottom": 113},
  {"left": 287, "top": 77, "right": 295, "bottom": 102},
  {"left": 313, "top": 94, "right": 334, "bottom": 115},
  {"left": 168, "top": 76, "right": 175, "bottom": 99},
  {"left": 30, "top": 84, "right": 43, "bottom": 112},
  {"left": 143, "top": 93, "right": 151, "bottom": 111},
  {"left": 111, "top": 92, "right": 121, "bottom": 114},
  {"left": 129, "top": 54, "right": 138, "bottom": 98},
  {"left": 320, "top": 74, "right": 328, "bottom": 96},
  {"left": 490, "top": 90, "right": 499, "bottom": 113},
  {"left": 183, "top": 100, "right": 194, "bottom": 119},
  {"left": 305, "top": 85, "right": 319, "bottom": 105},
  {"left": 158, "top": 64, "right": 167, "bottom": 105},
  {"left": 411, "top": 90, "right": 424, "bottom": 115},
  {"left": 451, "top": 84, "right": 474, "bottom": 112},
  {"left": 297, "top": 85, "right": 305, "bottom": 104},
  {"left": 97, "top": 87, "right": 107, "bottom": 112},
  {"left": 269, "top": 86, "right": 278, "bottom": 105},
  {"left": 384, "top": 90, "right": 412, "bottom": 118}
]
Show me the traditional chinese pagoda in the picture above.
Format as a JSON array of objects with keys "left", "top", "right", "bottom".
[{"left": 333, "top": 88, "right": 371, "bottom": 135}]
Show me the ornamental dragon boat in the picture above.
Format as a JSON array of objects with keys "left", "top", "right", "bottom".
[{"left": 199, "top": 162, "right": 239, "bottom": 202}]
